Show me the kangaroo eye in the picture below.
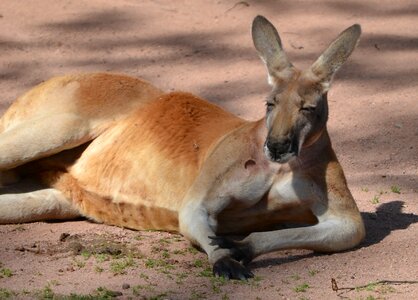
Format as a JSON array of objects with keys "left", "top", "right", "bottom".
[
  {"left": 265, "top": 102, "right": 275, "bottom": 113},
  {"left": 300, "top": 105, "right": 316, "bottom": 113}
]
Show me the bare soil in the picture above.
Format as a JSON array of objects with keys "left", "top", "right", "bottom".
[{"left": 0, "top": 1, "right": 417, "bottom": 299}]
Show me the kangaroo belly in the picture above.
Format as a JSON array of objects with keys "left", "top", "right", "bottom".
[
  {"left": 39, "top": 170, "right": 180, "bottom": 231},
  {"left": 69, "top": 92, "right": 243, "bottom": 208}
]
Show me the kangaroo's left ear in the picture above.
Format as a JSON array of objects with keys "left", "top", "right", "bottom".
[{"left": 308, "top": 24, "right": 361, "bottom": 92}]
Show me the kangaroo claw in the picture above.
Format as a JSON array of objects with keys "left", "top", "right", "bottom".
[
  {"left": 212, "top": 256, "right": 254, "bottom": 280},
  {"left": 209, "top": 236, "right": 254, "bottom": 265}
]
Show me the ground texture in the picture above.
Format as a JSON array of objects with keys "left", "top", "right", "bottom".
[{"left": 0, "top": 1, "right": 417, "bottom": 299}]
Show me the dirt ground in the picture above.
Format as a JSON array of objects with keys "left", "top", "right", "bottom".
[{"left": 0, "top": 1, "right": 417, "bottom": 299}]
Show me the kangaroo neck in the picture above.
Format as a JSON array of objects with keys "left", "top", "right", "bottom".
[{"left": 292, "top": 128, "right": 333, "bottom": 170}]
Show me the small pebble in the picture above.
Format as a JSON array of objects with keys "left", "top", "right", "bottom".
[
  {"left": 59, "top": 232, "right": 71, "bottom": 242},
  {"left": 122, "top": 283, "right": 130, "bottom": 290}
]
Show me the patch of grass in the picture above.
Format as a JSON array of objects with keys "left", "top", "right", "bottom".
[
  {"left": 173, "top": 249, "right": 186, "bottom": 255},
  {"left": 0, "top": 288, "right": 15, "bottom": 299},
  {"left": 222, "top": 293, "right": 230, "bottom": 300},
  {"left": 194, "top": 259, "right": 204, "bottom": 268},
  {"left": 175, "top": 272, "right": 188, "bottom": 284},
  {"left": 308, "top": 269, "right": 319, "bottom": 277},
  {"left": 361, "top": 187, "right": 369, "bottom": 192},
  {"left": 356, "top": 282, "right": 379, "bottom": 292},
  {"left": 187, "top": 247, "right": 199, "bottom": 255},
  {"left": 365, "top": 282, "right": 379, "bottom": 291},
  {"left": 377, "top": 285, "right": 396, "bottom": 294},
  {"left": 132, "top": 285, "right": 142, "bottom": 296},
  {"left": 66, "top": 293, "right": 97, "bottom": 300},
  {"left": 151, "top": 246, "right": 163, "bottom": 253},
  {"left": 0, "top": 268, "right": 13, "bottom": 278},
  {"left": 80, "top": 250, "right": 92, "bottom": 260},
  {"left": 233, "top": 275, "right": 263, "bottom": 287},
  {"left": 293, "top": 283, "right": 310, "bottom": 293},
  {"left": 145, "top": 258, "right": 160, "bottom": 268},
  {"left": 189, "top": 290, "right": 207, "bottom": 299},
  {"left": 132, "top": 284, "right": 155, "bottom": 296},
  {"left": 149, "top": 292, "right": 169, "bottom": 300},
  {"left": 211, "top": 276, "right": 228, "bottom": 293},
  {"left": 134, "top": 235, "right": 144, "bottom": 241},
  {"left": 158, "top": 238, "right": 172, "bottom": 245},
  {"left": 94, "top": 265, "right": 104, "bottom": 273},
  {"left": 290, "top": 274, "right": 301, "bottom": 281},
  {"left": 95, "top": 287, "right": 122, "bottom": 299},
  {"left": 252, "top": 275, "right": 263, "bottom": 286},
  {"left": 110, "top": 256, "right": 136, "bottom": 275},
  {"left": 48, "top": 280, "right": 60, "bottom": 287},
  {"left": 161, "top": 250, "right": 170, "bottom": 259},
  {"left": 22, "top": 289, "right": 31, "bottom": 295},
  {"left": 146, "top": 229, "right": 162, "bottom": 233},
  {"left": 94, "top": 253, "right": 110, "bottom": 263},
  {"left": 390, "top": 185, "right": 401, "bottom": 194},
  {"left": 73, "top": 258, "right": 86, "bottom": 268},
  {"left": 199, "top": 267, "right": 213, "bottom": 278},
  {"left": 37, "top": 285, "right": 54, "bottom": 299},
  {"left": 371, "top": 195, "right": 380, "bottom": 204},
  {"left": 355, "top": 281, "right": 397, "bottom": 295},
  {"left": 144, "top": 258, "right": 175, "bottom": 272}
]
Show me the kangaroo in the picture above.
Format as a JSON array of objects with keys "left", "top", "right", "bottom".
[{"left": 0, "top": 16, "right": 364, "bottom": 279}]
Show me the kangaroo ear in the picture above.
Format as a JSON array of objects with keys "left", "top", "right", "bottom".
[
  {"left": 309, "top": 24, "right": 361, "bottom": 91},
  {"left": 252, "top": 16, "right": 293, "bottom": 86}
]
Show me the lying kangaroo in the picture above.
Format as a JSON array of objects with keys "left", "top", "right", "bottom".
[{"left": 0, "top": 16, "right": 365, "bottom": 279}]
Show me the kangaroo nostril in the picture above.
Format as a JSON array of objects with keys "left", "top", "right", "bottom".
[
  {"left": 266, "top": 139, "right": 275, "bottom": 150},
  {"left": 266, "top": 138, "right": 291, "bottom": 156}
]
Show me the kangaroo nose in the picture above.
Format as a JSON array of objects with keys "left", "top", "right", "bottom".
[{"left": 266, "top": 137, "right": 291, "bottom": 158}]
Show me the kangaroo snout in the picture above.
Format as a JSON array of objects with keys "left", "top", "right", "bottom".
[{"left": 264, "top": 136, "right": 296, "bottom": 163}]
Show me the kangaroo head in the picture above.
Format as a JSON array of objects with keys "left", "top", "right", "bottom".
[{"left": 252, "top": 16, "right": 361, "bottom": 163}]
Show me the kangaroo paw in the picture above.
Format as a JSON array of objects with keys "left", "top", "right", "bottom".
[
  {"left": 212, "top": 256, "right": 254, "bottom": 280},
  {"left": 209, "top": 236, "right": 254, "bottom": 265}
]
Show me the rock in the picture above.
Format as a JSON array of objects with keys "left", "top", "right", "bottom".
[{"left": 122, "top": 283, "right": 130, "bottom": 290}]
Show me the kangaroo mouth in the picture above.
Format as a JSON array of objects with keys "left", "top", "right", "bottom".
[{"left": 263, "top": 144, "right": 297, "bottom": 164}]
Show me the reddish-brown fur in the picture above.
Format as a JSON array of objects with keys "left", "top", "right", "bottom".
[{"left": 29, "top": 92, "right": 246, "bottom": 231}]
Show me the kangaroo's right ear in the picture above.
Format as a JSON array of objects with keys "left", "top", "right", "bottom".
[{"left": 252, "top": 16, "right": 293, "bottom": 86}]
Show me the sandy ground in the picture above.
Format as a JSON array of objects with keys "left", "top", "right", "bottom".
[{"left": 0, "top": 0, "right": 417, "bottom": 299}]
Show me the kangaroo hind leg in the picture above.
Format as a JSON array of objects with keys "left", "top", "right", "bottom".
[
  {"left": 0, "top": 113, "right": 92, "bottom": 171},
  {"left": 0, "top": 179, "right": 81, "bottom": 224}
]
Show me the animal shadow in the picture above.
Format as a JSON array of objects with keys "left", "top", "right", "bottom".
[{"left": 360, "top": 200, "right": 418, "bottom": 247}]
